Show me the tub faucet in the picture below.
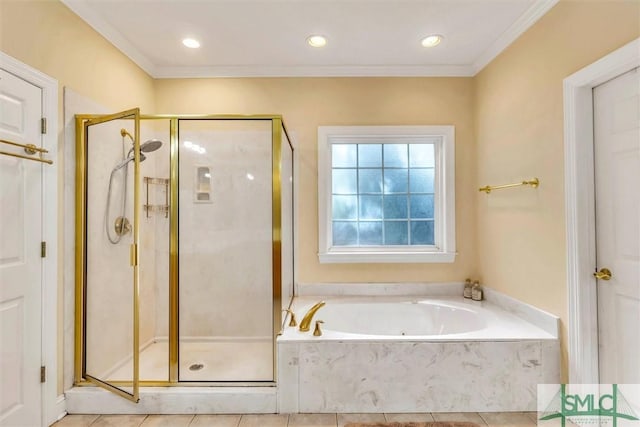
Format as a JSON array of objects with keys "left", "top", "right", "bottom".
[{"left": 299, "top": 301, "right": 326, "bottom": 332}]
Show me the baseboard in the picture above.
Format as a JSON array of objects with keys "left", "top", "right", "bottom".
[{"left": 54, "top": 394, "right": 67, "bottom": 424}]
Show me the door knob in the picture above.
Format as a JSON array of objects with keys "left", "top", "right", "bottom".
[{"left": 593, "top": 268, "right": 612, "bottom": 280}]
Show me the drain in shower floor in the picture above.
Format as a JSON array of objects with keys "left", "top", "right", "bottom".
[{"left": 189, "top": 363, "right": 204, "bottom": 371}]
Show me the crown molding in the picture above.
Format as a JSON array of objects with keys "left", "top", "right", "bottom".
[
  {"left": 471, "top": 0, "right": 559, "bottom": 75},
  {"left": 61, "top": 0, "right": 158, "bottom": 76},
  {"left": 61, "top": 0, "right": 556, "bottom": 79},
  {"left": 153, "top": 64, "right": 475, "bottom": 79}
]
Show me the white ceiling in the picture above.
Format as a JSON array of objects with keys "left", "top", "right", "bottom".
[{"left": 61, "top": 0, "right": 558, "bottom": 78}]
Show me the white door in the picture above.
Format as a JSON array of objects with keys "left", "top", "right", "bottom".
[
  {"left": 594, "top": 67, "right": 640, "bottom": 384},
  {"left": 0, "top": 69, "right": 43, "bottom": 426}
]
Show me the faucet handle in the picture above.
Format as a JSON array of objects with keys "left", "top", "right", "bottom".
[
  {"left": 313, "top": 320, "right": 324, "bottom": 336},
  {"left": 282, "top": 309, "right": 297, "bottom": 327}
]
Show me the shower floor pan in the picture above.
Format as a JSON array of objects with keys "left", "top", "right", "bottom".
[{"left": 106, "top": 338, "right": 273, "bottom": 382}]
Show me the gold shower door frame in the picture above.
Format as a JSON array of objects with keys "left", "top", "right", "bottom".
[
  {"left": 74, "top": 114, "right": 291, "bottom": 390},
  {"left": 75, "top": 108, "right": 142, "bottom": 402}
]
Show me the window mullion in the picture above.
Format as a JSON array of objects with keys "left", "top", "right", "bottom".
[
  {"left": 355, "top": 143, "right": 360, "bottom": 245},
  {"left": 407, "top": 143, "right": 411, "bottom": 246},
  {"left": 381, "top": 146, "right": 385, "bottom": 245}
]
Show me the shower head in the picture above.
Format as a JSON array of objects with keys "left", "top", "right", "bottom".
[
  {"left": 126, "top": 138, "right": 163, "bottom": 155},
  {"left": 141, "top": 139, "right": 162, "bottom": 153},
  {"left": 119, "top": 138, "right": 163, "bottom": 166},
  {"left": 120, "top": 129, "right": 164, "bottom": 153},
  {"left": 115, "top": 129, "right": 164, "bottom": 172}
]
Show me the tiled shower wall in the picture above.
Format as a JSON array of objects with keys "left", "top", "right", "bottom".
[{"left": 176, "top": 120, "right": 273, "bottom": 339}]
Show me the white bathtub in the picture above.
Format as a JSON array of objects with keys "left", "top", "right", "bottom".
[
  {"left": 277, "top": 294, "right": 560, "bottom": 413},
  {"left": 281, "top": 296, "right": 555, "bottom": 341}
]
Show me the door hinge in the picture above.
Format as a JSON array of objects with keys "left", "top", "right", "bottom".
[
  {"left": 40, "top": 366, "right": 46, "bottom": 383},
  {"left": 41, "top": 241, "right": 46, "bottom": 258},
  {"left": 41, "top": 118, "right": 47, "bottom": 134}
]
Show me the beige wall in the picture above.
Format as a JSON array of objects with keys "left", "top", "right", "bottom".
[
  {"left": 0, "top": 1, "right": 155, "bottom": 115},
  {"left": 1, "top": 0, "right": 156, "bottom": 394},
  {"left": 474, "top": 0, "right": 640, "bottom": 381},
  {"left": 155, "top": 77, "right": 477, "bottom": 284}
]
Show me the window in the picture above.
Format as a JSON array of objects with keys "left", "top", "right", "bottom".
[{"left": 318, "top": 126, "right": 455, "bottom": 263}]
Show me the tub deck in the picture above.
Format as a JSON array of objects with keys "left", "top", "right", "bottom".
[{"left": 281, "top": 296, "right": 557, "bottom": 342}]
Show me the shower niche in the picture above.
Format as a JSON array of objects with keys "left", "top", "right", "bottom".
[{"left": 75, "top": 110, "right": 294, "bottom": 402}]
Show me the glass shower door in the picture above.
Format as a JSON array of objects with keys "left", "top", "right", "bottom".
[
  {"left": 80, "top": 108, "right": 142, "bottom": 401},
  {"left": 177, "top": 119, "right": 274, "bottom": 382}
]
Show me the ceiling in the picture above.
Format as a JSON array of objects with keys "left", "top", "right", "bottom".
[{"left": 61, "top": 0, "right": 558, "bottom": 78}]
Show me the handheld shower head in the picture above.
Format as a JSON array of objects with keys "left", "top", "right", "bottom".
[
  {"left": 120, "top": 129, "right": 164, "bottom": 153},
  {"left": 116, "top": 139, "right": 163, "bottom": 172},
  {"left": 116, "top": 129, "right": 164, "bottom": 171},
  {"left": 113, "top": 152, "right": 147, "bottom": 171}
]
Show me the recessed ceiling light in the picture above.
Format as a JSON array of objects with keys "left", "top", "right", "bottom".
[
  {"left": 182, "top": 38, "right": 201, "bottom": 49},
  {"left": 307, "top": 35, "right": 327, "bottom": 48},
  {"left": 421, "top": 34, "right": 443, "bottom": 48}
]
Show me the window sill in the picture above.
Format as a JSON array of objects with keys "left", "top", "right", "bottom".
[{"left": 318, "top": 251, "right": 457, "bottom": 264}]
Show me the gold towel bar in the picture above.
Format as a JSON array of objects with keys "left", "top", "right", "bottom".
[
  {"left": 0, "top": 139, "right": 53, "bottom": 165},
  {"left": 479, "top": 177, "right": 539, "bottom": 194}
]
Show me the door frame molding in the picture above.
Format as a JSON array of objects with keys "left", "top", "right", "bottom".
[
  {"left": 0, "top": 52, "right": 60, "bottom": 425},
  {"left": 563, "top": 38, "right": 639, "bottom": 384}
]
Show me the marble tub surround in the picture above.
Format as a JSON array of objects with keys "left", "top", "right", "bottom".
[
  {"left": 278, "top": 340, "right": 559, "bottom": 413},
  {"left": 481, "top": 287, "right": 559, "bottom": 337},
  {"left": 278, "top": 292, "right": 560, "bottom": 413},
  {"left": 295, "top": 282, "right": 464, "bottom": 297},
  {"left": 53, "top": 412, "right": 542, "bottom": 427}
]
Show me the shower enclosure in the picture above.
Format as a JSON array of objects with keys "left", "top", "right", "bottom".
[{"left": 74, "top": 110, "right": 294, "bottom": 402}]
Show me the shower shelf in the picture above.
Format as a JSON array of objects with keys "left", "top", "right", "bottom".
[{"left": 144, "top": 176, "right": 169, "bottom": 218}]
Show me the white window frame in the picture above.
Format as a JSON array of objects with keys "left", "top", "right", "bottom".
[{"left": 318, "top": 125, "right": 455, "bottom": 263}]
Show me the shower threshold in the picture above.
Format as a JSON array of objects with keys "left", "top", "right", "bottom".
[
  {"left": 64, "top": 385, "right": 277, "bottom": 414},
  {"left": 65, "top": 337, "right": 277, "bottom": 414}
]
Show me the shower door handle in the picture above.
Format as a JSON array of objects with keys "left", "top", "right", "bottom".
[{"left": 130, "top": 243, "right": 138, "bottom": 266}]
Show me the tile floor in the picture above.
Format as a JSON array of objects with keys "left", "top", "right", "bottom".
[{"left": 52, "top": 411, "right": 550, "bottom": 427}]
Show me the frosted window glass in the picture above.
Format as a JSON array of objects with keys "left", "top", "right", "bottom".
[
  {"left": 358, "top": 144, "right": 382, "bottom": 167},
  {"left": 332, "top": 169, "right": 357, "bottom": 194},
  {"left": 385, "top": 221, "right": 408, "bottom": 245},
  {"left": 409, "top": 144, "right": 435, "bottom": 167},
  {"left": 359, "top": 222, "right": 383, "bottom": 245},
  {"left": 332, "top": 195, "right": 357, "bottom": 219},
  {"left": 409, "top": 169, "right": 434, "bottom": 193},
  {"left": 410, "top": 195, "right": 434, "bottom": 219},
  {"left": 383, "top": 195, "right": 408, "bottom": 219},
  {"left": 332, "top": 144, "right": 356, "bottom": 167},
  {"left": 333, "top": 222, "right": 358, "bottom": 245},
  {"left": 329, "top": 140, "right": 443, "bottom": 249},
  {"left": 358, "top": 169, "right": 382, "bottom": 193},
  {"left": 359, "top": 196, "right": 382, "bottom": 220},
  {"left": 383, "top": 169, "right": 408, "bottom": 193},
  {"left": 383, "top": 144, "right": 408, "bottom": 167},
  {"left": 410, "top": 221, "right": 434, "bottom": 245}
]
